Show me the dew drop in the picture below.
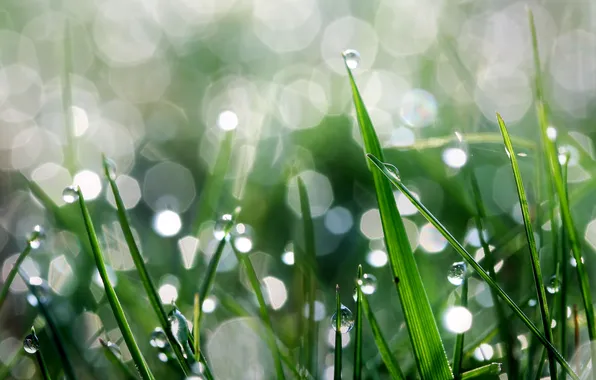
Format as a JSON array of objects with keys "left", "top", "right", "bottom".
[
  {"left": 150, "top": 327, "right": 168, "bottom": 349},
  {"left": 383, "top": 163, "right": 401, "bottom": 182},
  {"left": 281, "top": 243, "right": 295, "bottom": 265},
  {"left": 28, "top": 225, "right": 45, "bottom": 249},
  {"left": 357, "top": 273, "right": 377, "bottom": 295},
  {"left": 213, "top": 213, "right": 233, "bottom": 240},
  {"left": 546, "top": 126, "right": 557, "bottom": 141},
  {"left": 168, "top": 307, "right": 191, "bottom": 346},
  {"left": 331, "top": 305, "right": 355, "bottom": 333},
  {"left": 341, "top": 49, "right": 360, "bottom": 69},
  {"left": 546, "top": 275, "right": 560, "bottom": 294},
  {"left": 230, "top": 223, "right": 254, "bottom": 253},
  {"left": 352, "top": 286, "right": 358, "bottom": 302},
  {"left": 62, "top": 186, "right": 79, "bottom": 203},
  {"left": 101, "top": 339, "right": 121, "bottom": 358},
  {"left": 447, "top": 261, "right": 466, "bottom": 286},
  {"left": 105, "top": 158, "right": 117, "bottom": 180},
  {"left": 23, "top": 333, "right": 39, "bottom": 354}
]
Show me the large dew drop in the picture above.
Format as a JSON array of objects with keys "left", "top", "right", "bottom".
[
  {"left": 447, "top": 262, "right": 467, "bottom": 286},
  {"left": 358, "top": 273, "right": 378, "bottom": 295},
  {"left": 28, "top": 225, "right": 45, "bottom": 249},
  {"left": 168, "top": 307, "right": 191, "bottom": 346},
  {"left": 546, "top": 275, "right": 560, "bottom": 294},
  {"left": 383, "top": 163, "right": 401, "bottom": 182},
  {"left": 62, "top": 186, "right": 79, "bottom": 204},
  {"left": 150, "top": 327, "right": 168, "bottom": 349},
  {"left": 23, "top": 333, "right": 39, "bottom": 354},
  {"left": 213, "top": 213, "right": 233, "bottom": 240},
  {"left": 341, "top": 49, "right": 360, "bottom": 69},
  {"left": 331, "top": 305, "right": 355, "bottom": 333}
]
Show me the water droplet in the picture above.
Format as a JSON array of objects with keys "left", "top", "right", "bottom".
[
  {"left": 341, "top": 49, "right": 360, "bottom": 69},
  {"left": 213, "top": 214, "right": 233, "bottom": 240},
  {"left": 23, "top": 333, "right": 39, "bottom": 354},
  {"left": 168, "top": 307, "right": 191, "bottom": 347},
  {"left": 191, "top": 362, "right": 205, "bottom": 375},
  {"left": 352, "top": 286, "right": 358, "bottom": 301},
  {"left": 105, "top": 158, "right": 117, "bottom": 180},
  {"left": 230, "top": 223, "right": 254, "bottom": 253},
  {"left": 281, "top": 243, "right": 294, "bottom": 265},
  {"left": 546, "top": 275, "right": 560, "bottom": 294},
  {"left": 357, "top": 273, "right": 377, "bottom": 295},
  {"left": 331, "top": 305, "right": 355, "bottom": 333},
  {"left": 447, "top": 262, "right": 466, "bottom": 286},
  {"left": 546, "top": 126, "right": 557, "bottom": 141},
  {"left": 102, "top": 340, "right": 121, "bottom": 358},
  {"left": 62, "top": 186, "right": 79, "bottom": 203},
  {"left": 28, "top": 225, "right": 45, "bottom": 249},
  {"left": 383, "top": 163, "right": 401, "bottom": 182},
  {"left": 150, "top": 327, "right": 168, "bottom": 349}
]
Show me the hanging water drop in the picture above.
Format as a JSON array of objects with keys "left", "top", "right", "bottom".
[
  {"left": 357, "top": 273, "right": 378, "bottom": 295},
  {"left": 342, "top": 49, "right": 360, "bottom": 69},
  {"left": 331, "top": 305, "right": 355, "bottom": 333},
  {"left": 28, "top": 225, "right": 45, "bottom": 249},
  {"left": 447, "top": 262, "right": 467, "bottom": 286},
  {"left": 150, "top": 327, "right": 168, "bottom": 349},
  {"left": 105, "top": 158, "right": 117, "bottom": 180},
  {"left": 352, "top": 286, "right": 358, "bottom": 302},
  {"left": 546, "top": 126, "right": 557, "bottom": 141},
  {"left": 383, "top": 163, "right": 401, "bottom": 182},
  {"left": 23, "top": 333, "right": 39, "bottom": 354},
  {"left": 168, "top": 307, "right": 191, "bottom": 348},
  {"left": 546, "top": 275, "right": 560, "bottom": 294},
  {"left": 213, "top": 213, "right": 233, "bottom": 240},
  {"left": 62, "top": 186, "right": 79, "bottom": 203},
  {"left": 230, "top": 223, "right": 254, "bottom": 253}
]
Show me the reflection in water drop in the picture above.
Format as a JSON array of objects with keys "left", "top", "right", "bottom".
[
  {"left": 383, "top": 163, "right": 401, "bottom": 182},
  {"left": 230, "top": 223, "right": 254, "bottom": 253},
  {"left": 150, "top": 327, "right": 168, "bottom": 348},
  {"left": 357, "top": 274, "right": 377, "bottom": 294},
  {"left": 546, "top": 275, "right": 560, "bottom": 294},
  {"left": 331, "top": 305, "right": 355, "bottom": 333},
  {"left": 62, "top": 186, "right": 79, "bottom": 203},
  {"left": 341, "top": 49, "right": 360, "bottom": 69},
  {"left": 23, "top": 333, "right": 39, "bottom": 354},
  {"left": 28, "top": 225, "right": 45, "bottom": 249},
  {"left": 447, "top": 261, "right": 466, "bottom": 286}
]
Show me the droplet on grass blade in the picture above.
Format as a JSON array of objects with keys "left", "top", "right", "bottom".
[
  {"left": 28, "top": 225, "right": 45, "bottom": 249},
  {"left": 546, "top": 275, "right": 560, "bottom": 294},
  {"left": 230, "top": 223, "right": 254, "bottom": 253},
  {"left": 383, "top": 163, "right": 401, "bottom": 182},
  {"left": 357, "top": 273, "right": 377, "bottom": 295},
  {"left": 214, "top": 213, "right": 233, "bottom": 240},
  {"left": 331, "top": 305, "right": 354, "bottom": 333},
  {"left": 447, "top": 261, "right": 466, "bottom": 286},
  {"left": 101, "top": 339, "right": 121, "bottom": 358},
  {"left": 341, "top": 49, "right": 360, "bottom": 69},
  {"left": 23, "top": 333, "right": 39, "bottom": 354},
  {"left": 150, "top": 327, "right": 168, "bottom": 349},
  {"left": 62, "top": 186, "right": 79, "bottom": 203},
  {"left": 168, "top": 307, "right": 191, "bottom": 346},
  {"left": 546, "top": 126, "right": 557, "bottom": 141}
]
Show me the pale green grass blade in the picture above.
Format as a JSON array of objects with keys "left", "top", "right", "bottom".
[
  {"left": 102, "top": 157, "right": 190, "bottom": 375},
  {"left": 495, "top": 113, "right": 556, "bottom": 378},
  {"left": 76, "top": 188, "right": 155, "bottom": 380},
  {"left": 193, "top": 293, "right": 200, "bottom": 363},
  {"left": 99, "top": 339, "right": 136, "bottom": 380},
  {"left": 361, "top": 294, "right": 405, "bottom": 380},
  {"left": 452, "top": 275, "right": 468, "bottom": 377},
  {"left": 409, "top": 132, "right": 536, "bottom": 152},
  {"left": 353, "top": 265, "right": 363, "bottom": 380},
  {"left": 30, "top": 327, "right": 52, "bottom": 380},
  {"left": 346, "top": 58, "right": 453, "bottom": 380},
  {"left": 461, "top": 363, "right": 502, "bottom": 379},
  {"left": 366, "top": 153, "right": 578, "bottom": 379},
  {"left": 334, "top": 285, "right": 342, "bottom": 380},
  {"left": 0, "top": 243, "right": 32, "bottom": 310}
]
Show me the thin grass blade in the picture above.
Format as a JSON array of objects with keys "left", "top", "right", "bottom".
[
  {"left": 29, "top": 327, "right": 52, "bottom": 380},
  {"left": 460, "top": 363, "right": 502, "bottom": 379},
  {"left": 193, "top": 293, "right": 201, "bottom": 363},
  {"left": 452, "top": 275, "right": 468, "bottom": 378},
  {"left": 99, "top": 339, "right": 136, "bottom": 380},
  {"left": 346, "top": 56, "right": 453, "bottom": 380},
  {"left": 559, "top": 156, "right": 570, "bottom": 363},
  {"left": 76, "top": 187, "right": 155, "bottom": 380},
  {"left": 334, "top": 285, "right": 342, "bottom": 380},
  {"left": 366, "top": 153, "right": 578, "bottom": 379},
  {"left": 0, "top": 244, "right": 32, "bottom": 310},
  {"left": 353, "top": 265, "right": 363, "bottom": 380}
]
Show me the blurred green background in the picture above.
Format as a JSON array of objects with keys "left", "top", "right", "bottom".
[{"left": 1, "top": 0, "right": 596, "bottom": 378}]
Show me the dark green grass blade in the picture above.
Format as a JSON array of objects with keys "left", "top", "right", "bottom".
[
  {"left": 346, "top": 57, "right": 453, "bottom": 380},
  {"left": 193, "top": 293, "right": 200, "bottom": 363},
  {"left": 99, "top": 339, "right": 136, "bottom": 380},
  {"left": 366, "top": 153, "right": 578, "bottom": 379},
  {"left": 361, "top": 294, "right": 405, "bottom": 380},
  {"left": 353, "top": 265, "right": 363, "bottom": 380},
  {"left": 76, "top": 188, "right": 155, "bottom": 380},
  {"left": 461, "top": 363, "right": 502, "bottom": 379},
  {"left": 102, "top": 157, "right": 190, "bottom": 375},
  {"left": 297, "top": 177, "right": 318, "bottom": 376},
  {"left": 0, "top": 243, "right": 32, "bottom": 310},
  {"left": 527, "top": 8, "right": 596, "bottom": 366},
  {"left": 452, "top": 276, "right": 468, "bottom": 378},
  {"left": 495, "top": 113, "right": 556, "bottom": 378},
  {"left": 31, "top": 328, "right": 52, "bottom": 380},
  {"left": 334, "top": 285, "right": 342, "bottom": 380},
  {"left": 234, "top": 251, "right": 285, "bottom": 379}
]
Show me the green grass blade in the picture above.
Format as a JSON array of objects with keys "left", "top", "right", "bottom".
[
  {"left": 495, "top": 113, "right": 556, "bottom": 378},
  {"left": 0, "top": 243, "right": 32, "bottom": 310},
  {"left": 409, "top": 132, "right": 536, "bottom": 152},
  {"left": 353, "top": 265, "right": 363, "bottom": 380},
  {"left": 452, "top": 275, "right": 468, "bottom": 378},
  {"left": 361, "top": 294, "right": 405, "bottom": 380},
  {"left": 346, "top": 56, "right": 453, "bottom": 380},
  {"left": 99, "top": 339, "right": 137, "bottom": 380},
  {"left": 30, "top": 327, "right": 52, "bottom": 380},
  {"left": 366, "top": 153, "right": 578, "bottom": 379},
  {"left": 334, "top": 285, "right": 342, "bottom": 380},
  {"left": 559, "top": 157, "right": 570, "bottom": 363},
  {"left": 76, "top": 188, "right": 155, "bottom": 380},
  {"left": 102, "top": 157, "right": 190, "bottom": 375},
  {"left": 193, "top": 293, "right": 200, "bottom": 363},
  {"left": 460, "top": 363, "right": 502, "bottom": 379}
]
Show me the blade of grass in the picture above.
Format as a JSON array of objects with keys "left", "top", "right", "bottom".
[
  {"left": 193, "top": 293, "right": 200, "bottom": 363},
  {"left": 495, "top": 113, "right": 556, "bottom": 378},
  {"left": 366, "top": 153, "right": 578, "bottom": 379},
  {"left": 461, "top": 363, "right": 502, "bottom": 379},
  {"left": 99, "top": 339, "right": 136, "bottom": 380},
  {"left": 452, "top": 275, "right": 468, "bottom": 378},
  {"left": 353, "top": 265, "right": 363, "bottom": 380},
  {"left": 559, "top": 156, "right": 570, "bottom": 369},
  {"left": 361, "top": 294, "right": 405, "bottom": 380},
  {"left": 346, "top": 56, "right": 453, "bottom": 380},
  {"left": 334, "top": 285, "right": 342, "bottom": 380},
  {"left": 0, "top": 243, "right": 32, "bottom": 310},
  {"left": 30, "top": 327, "right": 52, "bottom": 380},
  {"left": 76, "top": 187, "right": 155, "bottom": 380},
  {"left": 527, "top": 9, "right": 596, "bottom": 371},
  {"left": 409, "top": 132, "right": 536, "bottom": 152},
  {"left": 102, "top": 157, "right": 190, "bottom": 375}
]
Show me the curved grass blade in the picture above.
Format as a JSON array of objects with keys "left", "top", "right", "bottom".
[
  {"left": 0, "top": 243, "right": 32, "bottom": 310},
  {"left": 461, "top": 363, "right": 502, "bottom": 379},
  {"left": 99, "top": 339, "right": 136, "bottom": 380},
  {"left": 29, "top": 327, "right": 52, "bottom": 380},
  {"left": 495, "top": 113, "right": 556, "bottom": 378},
  {"left": 334, "top": 285, "right": 342, "bottom": 380},
  {"left": 353, "top": 265, "right": 363, "bottom": 380},
  {"left": 361, "top": 294, "right": 405, "bottom": 380},
  {"left": 76, "top": 187, "right": 155, "bottom": 380},
  {"left": 452, "top": 275, "right": 468, "bottom": 378},
  {"left": 102, "top": 157, "right": 191, "bottom": 375},
  {"left": 193, "top": 293, "right": 201, "bottom": 363},
  {"left": 346, "top": 57, "right": 453, "bottom": 380},
  {"left": 366, "top": 153, "right": 578, "bottom": 379}
]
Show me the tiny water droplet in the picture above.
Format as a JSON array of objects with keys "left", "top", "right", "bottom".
[
  {"left": 331, "top": 305, "right": 355, "bottom": 333},
  {"left": 546, "top": 275, "right": 560, "bottom": 294},
  {"left": 62, "top": 186, "right": 79, "bottom": 203},
  {"left": 150, "top": 327, "right": 168, "bottom": 349},
  {"left": 546, "top": 126, "right": 557, "bottom": 141},
  {"left": 352, "top": 286, "right": 358, "bottom": 301},
  {"left": 105, "top": 158, "right": 117, "bottom": 180},
  {"left": 230, "top": 223, "right": 254, "bottom": 253},
  {"left": 28, "top": 225, "right": 45, "bottom": 249},
  {"left": 447, "top": 262, "right": 466, "bottom": 286},
  {"left": 357, "top": 273, "right": 377, "bottom": 295},
  {"left": 23, "top": 333, "right": 39, "bottom": 354},
  {"left": 168, "top": 307, "right": 191, "bottom": 346},
  {"left": 342, "top": 49, "right": 360, "bottom": 69},
  {"left": 103, "top": 340, "right": 121, "bottom": 358},
  {"left": 383, "top": 163, "right": 401, "bottom": 182},
  {"left": 528, "top": 299, "right": 537, "bottom": 307},
  {"left": 213, "top": 213, "right": 233, "bottom": 240}
]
